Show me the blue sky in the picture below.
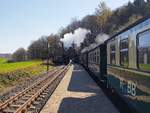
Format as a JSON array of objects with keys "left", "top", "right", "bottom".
[{"left": 0, "top": 0, "right": 131, "bottom": 53}]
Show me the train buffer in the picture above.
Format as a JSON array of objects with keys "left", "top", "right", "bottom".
[{"left": 40, "top": 64, "right": 119, "bottom": 113}]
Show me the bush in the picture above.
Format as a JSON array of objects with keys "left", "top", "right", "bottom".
[
  {"left": 7, "top": 59, "right": 15, "bottom": 63},
  {"left": 12, "top": 48, "right": 27, "bottom": 62}
]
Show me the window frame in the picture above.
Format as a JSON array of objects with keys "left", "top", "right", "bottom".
[
  {"left": 136, "top": 28, "right": 150, "bottom": 72},
  {"left": 97, "top": 49, "right": 100, "bottom": 64},
  {"left": 110, "top": 43, "right": 116, "bottom": 65},
  {"left": 94, "top": 50, "right": 97, "bottom": 63},
  {"left": 120, "top": 38, "right": 129, "bottom": 67}
]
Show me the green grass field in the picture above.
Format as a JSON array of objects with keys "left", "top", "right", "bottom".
[
  {"left": 139, "top": 64, "right": 150, "bottom": 71},
  {"left": 0, "top": 58, "right": 7, "bottom": 64},
  {"left": 0, "top": 58, "right": 49, "bottom": 93},
  {"left": 0, "top": 58, "right": 43, "bottom": 73}
]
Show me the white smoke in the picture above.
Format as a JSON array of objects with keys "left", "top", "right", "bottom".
[
  {"left": 81, "top": 33, "right": 109, "bottom": 53},
  {"left": 61, "top": 28, "right": 91, "bottom": 48},
  {"left": 95, "top": 33, "right": 109, "bottom": 44},
  {"left": 81, "top": 43, "right": 98, "bottom": 53}
]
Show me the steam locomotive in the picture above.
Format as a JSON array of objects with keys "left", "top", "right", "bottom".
[{"left": 80, "top": 16, "right": 150, "bottom": 113}]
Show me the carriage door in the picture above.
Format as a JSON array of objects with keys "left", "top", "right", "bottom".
[{"left": 100, "top": 44, "right": 107, "bottom": 81}]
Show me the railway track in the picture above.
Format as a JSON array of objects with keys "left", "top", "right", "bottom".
[{"left": 0, "top": 64, "right": 70, "bottom": 113}]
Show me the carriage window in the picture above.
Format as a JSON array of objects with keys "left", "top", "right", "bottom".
[
  {"left": 120, "top": 39, "right": 129, "bottom": 67},
  {"left": 89, "top": 54, "right": 90, "bottom": 62},
  {"left": 89, "top": 53, "right": 91, "bottom": 62},
  {"left": 97, "top": 49, "right": 100, "bottom": 64},
  {"left": 95, "top": 50, "right": 97, "bottom": 62},
  {"left": 91, "top": 52, "right": 92, "bottom": 62},
  {"left": 91, "top": 53, "right": 92, "bottom": 62},
  {"left": 138, "top": 30, "right": 150, "bottom": 71},
  {"left": 92, "top": 52, "right": 94, "bottom": 62},
  {"left": 90, "top": 53, "right": 91, "bottom": 62},
  {"left": 93, "top": 52, "right": 94, "bottom": 62},
  {"left": 110, "top": 44, "right": 116, "bottom": 64}
]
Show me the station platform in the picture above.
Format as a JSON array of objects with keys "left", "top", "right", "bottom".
[{"left": 40, "top": 64, "right": 120, "bottom": 113}]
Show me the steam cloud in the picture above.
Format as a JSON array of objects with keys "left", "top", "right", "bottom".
[
  {"left": 95, "top": 33, "right": 109, "bottom": 44},
  {"left": 61, "top": 28, "right": 91, "bottom": 48},
  {"left": 81, "top": 33, "right": 109, "bottom": 53}
]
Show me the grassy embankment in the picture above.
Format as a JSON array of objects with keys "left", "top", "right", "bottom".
[
  {"left": 139, "top": 64, "right": 150, "bottom": 71},
  {"left": 0, "top": 58, "right": 49, "bottom": 92}
]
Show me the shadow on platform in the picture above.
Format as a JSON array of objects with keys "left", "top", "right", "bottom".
[
  {"left": 58, "top": 95, "right": 103, "bottom": 113},
  {"left": 67, "top": 64, "right": 100, "bottom": 93},
  {"left": 57, "top": 64, "right": 117, "bottom": 113}
]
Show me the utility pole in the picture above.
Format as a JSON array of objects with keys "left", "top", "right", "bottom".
[{"left": 47, "top": 40, "right": 50, "bottom": 73}]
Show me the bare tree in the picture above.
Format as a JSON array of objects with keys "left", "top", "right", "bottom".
[{"left": 28, "top": 36, "right": 48, "bottom": 59}]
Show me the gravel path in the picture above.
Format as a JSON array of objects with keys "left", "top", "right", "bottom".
[{"left": 40, "top": 64, "right": 120, "bottom": 113}]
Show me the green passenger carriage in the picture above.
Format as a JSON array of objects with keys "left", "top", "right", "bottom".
[{"left": 80, "top": 16, "right": 150, "bottom": 113}]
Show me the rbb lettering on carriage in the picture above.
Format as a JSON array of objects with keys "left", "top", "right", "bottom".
[
  {"left": 127, "top": 81, "right": 136, "bottom": 96},
  {"left": 120, "top": 80, "right": 136, "bottom": 96}
]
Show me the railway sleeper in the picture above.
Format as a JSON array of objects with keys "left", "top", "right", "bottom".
[
  {"left": 43, "top": 90, "right": 50, "bottom": 93},
  {"left": 39, "top": 95, "right": 46, "bottom": 99},
  {"left": 15, "top": 100, "right": 26, "bottom": 105},
  {"left": 9, "top": 104, "right": 20, "bottom": 109},
  {"left": 25, "top": 95, "right": 33, "bottom": 97},
  {"left": 41, "top": 92, "right": 48, "bottom": 95},
  {"left": 2, "top": 107, "right": 16, "bottom": 113},
  {"left": 25, "top": 110, "right": 33, "bottom": 113},
  {"left": 20, "top": 97, "right": 29, "bottom": 101},
  {"left": 32, "top": 101, "right": 40, "bottom": 106},
  {"left": 27, "top": 92, "right": 37, "bottom": 95},
  {"left": 35, "top": 97, "right": 43, "bottom": 102},
  {"left": 29, "top": 105, "right": 36, "bottom": 110}
]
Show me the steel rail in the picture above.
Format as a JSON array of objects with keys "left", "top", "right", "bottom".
[
  {"left": 15, "top": 66, "right": 68, "bottom": 113},
  {"left": 0, "top": 64, "right": 70, "bottom": 113},
  {"left": 0, "top": 67, "right": 60, "bottom": 111}
]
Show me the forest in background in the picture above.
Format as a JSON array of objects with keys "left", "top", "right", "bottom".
[
  {"left": 9, "top": 0, "right": 150, "bottom": 61},
  {"left": 60, "top": 0, "right": 150, "bottom": 49}
]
